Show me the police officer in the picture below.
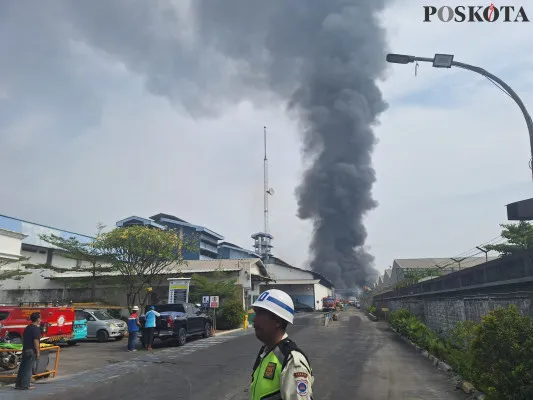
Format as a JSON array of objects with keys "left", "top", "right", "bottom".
[{"left": 250, "top": 289, "right": 314, "bottom": 400}]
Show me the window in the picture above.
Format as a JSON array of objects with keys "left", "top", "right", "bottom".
[
  {"left": 184, "top": 304, "right": 194, "bottom": 314},
  {"left": 0, "top": 311, "right": 9, "bottom": 321},
  {"left": 75, "top": 310, "right": 86, "bottom": 320},
  {"left": 152, "top": 304, "right": 185, "bottom": 313},
  {"left": 21, "top": 244, "right": 37, "bottom": 253},
  {"left": 93, "top": 311, "right": 113, "bottom": 320}
]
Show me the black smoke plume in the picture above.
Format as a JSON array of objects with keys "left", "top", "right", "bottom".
[
  {"left": 194, "top": 1, "right": 390, "bottom": 289},
  {"left": 22, "top": 0, "right": 389, "bottom": 288}
]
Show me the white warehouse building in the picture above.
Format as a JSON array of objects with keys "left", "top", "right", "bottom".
[
  {"left": 0, "top": 214, "right": 335, "bottom": 309},
  {"left": 262, "top": 257, "right": 334, "bottom": 311}
]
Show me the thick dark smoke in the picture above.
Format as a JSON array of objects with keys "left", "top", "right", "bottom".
[
  {"left": 191, "top": 1, "right": 389, "bottom": 288},
  {"left": 28, "top": 0, "right": 389, "bottom": 288}
]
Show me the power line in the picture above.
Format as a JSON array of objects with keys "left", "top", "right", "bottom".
[{"left": 430, "top": 235, "right": 504, "bottom": 271}]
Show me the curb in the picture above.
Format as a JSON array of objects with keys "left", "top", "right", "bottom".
[
  {"left": 389, "top": 327, "right": 485, "bottom": 399},
  {"left": 213, "top": 328, "right": 244, "bottom": 337}
]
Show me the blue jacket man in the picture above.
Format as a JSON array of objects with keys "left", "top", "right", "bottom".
[
  {"left": 145, "top": 306, "right": 161, "bottom": 328},
  {"left": 143, "top": 306, "right": 160, "bottom": 350}
]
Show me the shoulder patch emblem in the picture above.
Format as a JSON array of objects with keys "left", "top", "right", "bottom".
[
  {"left": 264, "top": 362, "right": 277, "bottom": 380},
  {"left": 293, "top": 372, "right": 308, "bottom": 378},
  {"left": 296, "top": 379, "right": 309, "bottom": 396}
]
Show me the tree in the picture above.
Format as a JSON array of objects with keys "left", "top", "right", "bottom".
[
  {"left": 188, "top": 269, "right": 240, "bottom": 303},
  {"left": 188, "top": 269, "right": 244, "bottom": 330},
  {"left": 23, "top": 223, "right": 113, "bottom": 301},
  {"left": 470, "top": 305, "right": 533, "bottom": 399},
  {"left": 95, "top": 225, "right": 196, "bottom": 310},
  {"left": 485, "top": 221, "right": 533, "bottom": 256},
  {"left": 394, "top": 268, "right": 442, "bottom": 289},
  {"left": 0, "top": 256, "right": 31, "bottom": 282}
]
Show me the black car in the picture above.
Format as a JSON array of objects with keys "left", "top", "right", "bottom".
[{"left": 139, "top": 303, "right": 212, "bottom": 346}]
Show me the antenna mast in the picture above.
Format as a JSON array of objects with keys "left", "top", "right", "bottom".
[
  {"left": 251, "top": 126, "right": 274, "bottom": 260},
  {"left": 264, "top": 126, "right": 269, "bottom": 234}
]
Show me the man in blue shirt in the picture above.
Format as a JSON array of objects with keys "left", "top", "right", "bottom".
[
  {"left": 127, "top": 306, "right": 140, "bottom": 352},
  {"left": 143, "top": 306, "right": 160, "bottom": 350}
]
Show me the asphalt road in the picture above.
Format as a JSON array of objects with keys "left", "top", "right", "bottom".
[{"left": 1, "top": 310, "right": 466, "bottom": 399}]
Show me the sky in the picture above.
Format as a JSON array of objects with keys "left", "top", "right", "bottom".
[{"left": 1, "top": 0, "right": 532, "bottom": 278}]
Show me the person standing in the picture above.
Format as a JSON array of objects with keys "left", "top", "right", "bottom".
[
  {"left": 15, "top": 312, "right": 41, "bottom": 390},
  {"left": 143, "top": 306, "right": 160, "bottom": 350},
  {"left": 250, "top": 289, "right": 314, "bottom": 400},
  {"left": 127, "top": 306, "right": 140, "bottom": 352}
]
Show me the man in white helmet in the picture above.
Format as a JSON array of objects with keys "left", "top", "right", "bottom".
[
  {"left": 127, "top": 306, "right": 140, "bottom": 352},
  {"left": 250, "top": 289, "right": 314, "bottom": 400}
]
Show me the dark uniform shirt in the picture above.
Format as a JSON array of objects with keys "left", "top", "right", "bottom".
[{"left": 22, "top": 324, "right": 41, "bottom": 352}]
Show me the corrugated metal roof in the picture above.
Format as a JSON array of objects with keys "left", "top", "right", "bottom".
[
  {"left": 178, "top": 258, "right": 263, "bottom": 270},
  {"left": 270, "top": 279, "right": 321, "bottom": 285},
  {"left": 266, "top": 256, "right": 334, "bottom": 288},
  {"left": 393, "top": 257, "right": 498, "bottom": 270},
  {"left": 0, "top": 214, "right": 94, "bottom": 240},
  {"left": 179, "top": 268, "right": 240, "bottom": 273},
  {"left": 46, "top": 258, "right": 268, "bottom": 279}
]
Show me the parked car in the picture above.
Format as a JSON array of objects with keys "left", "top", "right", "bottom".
[
  {"left": 66, "top": 314, "right": 88, "bottom": 346},
  {"left": 139, "top": 303, "right": 212, "bottom": 347},
  {"left": 0, "top": 306, "right": 75, "bottom": 343},
  {"left": 355, "top": 301, "right": 361, "bottom": 309},
  {"left": 293, "top": 301, "right": 314, "bottom": 313},
  {"left": 75, "top": 309, "right": 127, "bottom": 342}
]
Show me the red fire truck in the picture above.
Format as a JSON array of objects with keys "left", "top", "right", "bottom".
[
  {"left": 0, "top": 306, "right": 75, "bottom": 343},
  {"left": 322, "top": 296, "right": 337, "bottom": 312}
]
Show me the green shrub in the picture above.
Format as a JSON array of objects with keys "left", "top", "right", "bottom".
[
  {"left": 445, "top": 320, "right": 480, "bottom": 381},
  {"left": 367, "top": 305, "right": 376, "bottom": 315},
  {"left": 390, "top": 308, "right": 418, "bottom": 338},
  {"left": 216, "top": 298, "right": 246, "bottom": 330},
  {"left": 469, "top": 305, "right": 533, "bottom": 400},
  {"left": 390, "top": 306, "right": 533, "bottom": 400}
]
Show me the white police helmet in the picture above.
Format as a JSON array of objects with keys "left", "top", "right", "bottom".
[
  {"left": 252, "top": 289, "right": 294, "bottom": 324},
  {"left": 132, "top": 306, "right": 139, "bottom": 311}
]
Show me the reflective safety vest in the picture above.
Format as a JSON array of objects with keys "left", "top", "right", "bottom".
[
  {"left": 127, "top": 313, "right": 139, "bottom": 332},
  {"left": 250, "top": 338, "right": 312, "bottom": 400}
]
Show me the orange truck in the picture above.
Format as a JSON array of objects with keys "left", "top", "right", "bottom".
[{"left": 0, "top": 306, "right": 75, "bottom": 343}]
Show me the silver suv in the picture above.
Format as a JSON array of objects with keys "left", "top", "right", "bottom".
[{"left": 76, "top": 309, "right": 127, "bottom": 342}]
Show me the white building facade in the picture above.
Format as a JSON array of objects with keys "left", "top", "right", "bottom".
[
  {"left": 262, "top": 258, "right": 334, "bottom": 311},
  {"left": 0, "top": 214, "right": 335, "bottom": 310}
]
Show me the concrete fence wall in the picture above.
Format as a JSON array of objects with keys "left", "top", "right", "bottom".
[{"left": 373, "top": 251, "right": 533, "bottom": 336}]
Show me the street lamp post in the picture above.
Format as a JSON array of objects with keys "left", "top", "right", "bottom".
[{"left": 386, "top": 53, "right": 533, "bottom": 180}]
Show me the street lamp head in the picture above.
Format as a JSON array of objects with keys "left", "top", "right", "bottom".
[
  {"left": 432, "top": 53, "right": 454, "bottom": 68},
  {"left": 386, "top": 53, "right": 415, "bottom": 64}
]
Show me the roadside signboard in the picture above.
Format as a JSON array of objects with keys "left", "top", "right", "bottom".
[
  {"left": 210, "top": 296, "right": 219, "bottom": 308},
  {"left": 167, "top": 278, "right": 191, "bottom": 304},
  {"left": 202, "top": 296, "right": 210, "bottom": 307}
]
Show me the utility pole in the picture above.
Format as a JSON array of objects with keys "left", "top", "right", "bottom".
[
  {"left": 476, "top": 246, "right": 490, "bottom": 262},
  {"left": 387, "top": 52, "right": 533, "bottom": 220},
  {"left": 451, "top": 257, "right": 467, "bottom": 270},
  {"left": 386, "top": 53, "right": 533, "bottom": 179}
]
